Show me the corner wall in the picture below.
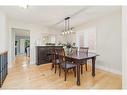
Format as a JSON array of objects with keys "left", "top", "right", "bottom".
[{"left": 0, "top": 11, "right": 8, "bottom": 54}]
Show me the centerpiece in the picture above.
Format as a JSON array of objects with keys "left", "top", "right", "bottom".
[{"left": 58, "top": 42, "right": 75, "bottom": 54}]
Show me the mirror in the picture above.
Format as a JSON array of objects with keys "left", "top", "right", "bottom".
[{"left": 42, "top": 34, "right": 55, "bottom": 45}]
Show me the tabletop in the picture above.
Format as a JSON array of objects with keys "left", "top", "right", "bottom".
[{"left": 65, "top": 52, "right": 99, "bottom": 60}]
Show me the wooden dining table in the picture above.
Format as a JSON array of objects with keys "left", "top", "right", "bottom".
[{"left": 65, "top": 52, "right": 99, "bottom": 86}]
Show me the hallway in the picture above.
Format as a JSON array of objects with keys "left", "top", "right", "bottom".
[{"left": 1, "top": 55, "right": 122, "bottom": 89}]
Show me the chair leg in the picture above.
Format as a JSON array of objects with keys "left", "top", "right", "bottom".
[
  {"left": 85, "top": 63, "right": 87, "bottom": 71},
  {"left": 55, "top": 64, "right": 57, "bottom": 73},
  {"left": 64, "top": 69, "right": 67, "bottom": 81},
  {"left": 73, "top": 68, "right": 75, "bottom": 77},
  {"left": 81, "top": 64, "right": 83, "bottom": 74},
  {"left": 74, "top": 68, "right": 76, "bottom": 77},
  {"left": 51, "top": 63, "right": 54, "bottom": 70},
  {"left": 59, "top": 66, "right": 61, "bottom": 76}
]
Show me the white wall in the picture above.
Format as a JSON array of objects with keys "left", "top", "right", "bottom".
[
  {"left": 9, "top": 28, "right": 15, "bottom": 66},
  {"left": 122, "top": 7, "right": 127, "bottom": 89},
  {"left": 0, "top": 11, "right": 8, "bottom": 54},
  {"left": 8, "top": 20, "right": 50, "bottom": 65},
  {"left": 75, "top": 11, "right": 122, "bottom": 74}
]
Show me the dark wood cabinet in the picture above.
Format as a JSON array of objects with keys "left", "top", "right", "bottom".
[
  {"left": 0, "top": 51, "right": 8, "bottom": 88},
  {"left": 36, "top": 46, "right": 62, "bottom": 65}
]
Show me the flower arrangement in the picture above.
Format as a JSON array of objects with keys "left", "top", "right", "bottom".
[
  {"left": 66, "top": 42, "right": 72, "bottom": 49},
  {"left": 58, "top": 42, "right": 75, "bottom": 54},
  {"left": 58, "top": 42, "right": 75, "bottom": 48}
]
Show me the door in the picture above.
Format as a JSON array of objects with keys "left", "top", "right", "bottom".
[{"left": 20, "top": 39, "right": 25, "bottom": 54}]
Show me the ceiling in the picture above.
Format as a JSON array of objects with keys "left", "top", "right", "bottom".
[
  {"left": 13, "top": 28, "right": 30, "bottom": 37},
  {"left": 0, "top": 6, "right": 121, "bottom": 30}
]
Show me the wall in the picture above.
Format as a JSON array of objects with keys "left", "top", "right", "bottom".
[
  {"left": 8, "top": 20, "right": 50, "bottom": 65},
  {"left": 122, "top": 7, "right": 127, "bottom": 89},
  {"left": 0, "top": 11, "right": 8, "bottom": 54},
  {"left": 75, "top": 11, "right": 122, "bottom": 74}
]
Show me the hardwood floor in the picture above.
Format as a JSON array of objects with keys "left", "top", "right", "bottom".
[{"left": 1, "top": 55, "right": 122, "bottom": 89}]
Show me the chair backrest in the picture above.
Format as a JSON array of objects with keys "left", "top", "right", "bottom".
[
  {"left": 79, "top": 47, "right": 89, "bottom": 53},
  {"left": 56, "top": 48, "right": 66, "bottom": 63},
  {"left": 61, "top": 48, "right": 66, "bottom": 61},
  {"left": 71, "top": 47, "right": 78, "bottom": 53}
]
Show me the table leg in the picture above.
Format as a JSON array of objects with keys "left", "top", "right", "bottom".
[
  {"left": 51, "top": 63, "right": 54, "bottom": 70},
  {"left": 77, "top": 60, "right": 80, "bottom": 86},
  {"left": 92, "top": 57, "right": 96, "bottom": 77}
]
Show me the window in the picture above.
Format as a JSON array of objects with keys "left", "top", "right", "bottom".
[{"left": 76, "top": 27, "right": 96, "bottom": 52}]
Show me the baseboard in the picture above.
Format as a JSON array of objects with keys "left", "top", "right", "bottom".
[
  {"left": 30, "top": 61, "right": 35, "bottom": 64},
  {"left": 95, "top": 64, "right": 122, "bottom": 75}
]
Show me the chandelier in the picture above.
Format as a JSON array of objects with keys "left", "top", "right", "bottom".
[{"left": 62, "top": 17, "right": 75, "bottom": 35}]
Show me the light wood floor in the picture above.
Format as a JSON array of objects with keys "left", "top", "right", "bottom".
[{"left": 1, "top": 55, "right": 122, "bottom": 89}]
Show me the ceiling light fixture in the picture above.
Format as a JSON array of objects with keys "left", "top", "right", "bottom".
[{"left": 61, "top": 17, "right": 75, "bottom": 35}]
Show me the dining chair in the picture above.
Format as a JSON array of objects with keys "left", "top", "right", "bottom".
[
  {"left": 79, "top": 47, "right": 89, "bottom": 74},
  {"left": 71, "top": 47, "right": 78, "bottom": 53},
  {"left": 58, "top": 48, "right": 77, "bottom": 81},
  {"left": 51, "top": 48, "right": 61, "bottom": 73}
]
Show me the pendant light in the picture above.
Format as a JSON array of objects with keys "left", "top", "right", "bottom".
[{"left": 62, "top": 17, "right": 74, "bottom": 35}]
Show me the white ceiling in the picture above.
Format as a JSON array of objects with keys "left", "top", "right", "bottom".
[{"left": 0, "top": 6, "right": 121, "bottom": 30}]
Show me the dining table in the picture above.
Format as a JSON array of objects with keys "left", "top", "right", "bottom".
[{"left": 65, "top": 51, "right": 99, "bottom": 86}]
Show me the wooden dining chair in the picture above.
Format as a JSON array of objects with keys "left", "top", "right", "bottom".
[
  {"left": 79, "top": 47, "right": 89, "bottom": 74},
  {"left": 51, "top": 48, "right": 61, "bottom": 73},
  {"left": 79, "top": 47, "right": 89, "bottom": 53},
  {"left": 71, "top": 47, "right": 78, "bottom": 53},
  {"left": 58, "top": 48, "right": 77, "bottom": 81}
]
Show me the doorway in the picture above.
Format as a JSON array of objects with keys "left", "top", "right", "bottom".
[{"left": 13, "top": 28, "right": 30, "bottom": 57}]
